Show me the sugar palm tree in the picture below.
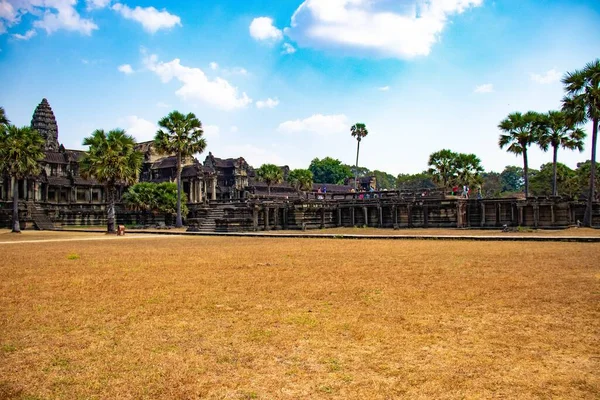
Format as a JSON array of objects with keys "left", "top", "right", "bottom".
[
  {"left": 80, "top": 129, "right": 143, "bottom": 233},
  {"left": 428, "top": 149, "right": 459, "bottom": 191},
  {"left": 154, "top": 111, "right": 206, "bottom": 228},
  {"left": 562, "top": 59, "right": 600, "bottom": 226},
  {"left": 256, "top": 164, "right": 283, "bottom": 195},
  {"left": 498, "top": 111, "right": 541, "bottom": 198},
  {"left": 455, "top": 153, "right": 484, "bottom": 188},
  {"left": 0, "top": 125, "right": 45, "bottom": 233},
  {"left": 0, "top": 107, "right": 9, "bottom": 126},
  {"left": 350, "top": 123, "right": 368, "bottom": 190},
  {"left": 288, "top": 168, "right": 313, "bottom": 195},
  {"left": 537, "top": 111, "right": 586, "bottom": 196}
]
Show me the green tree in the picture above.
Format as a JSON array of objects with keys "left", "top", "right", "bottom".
[
  {"left": 562, "top": 59, "right": 600, "bottom": 226},
  {"left": 350, "top": 123, "right": 368, "bottom": 190},
  {"left": 500, "top": 165, "right": 524, "bottom": 193},
  {"left": 455, "top": 153, "right": 484, "bottom": 188},
  {"left": 154, "top": 111, "right": 206, "bottom": 227},
  {"left": 0, "top": 125, "right": 45, "bottom": 233},
  {"left": 498, "top": 111, "right": 541, "bottom": 197},
  {"left": 80, "top": 129, "right": 143, "bottom": 233},
  {"left": 309, "top": 157, "right": 352, "bottom": 184},
  {"left": 427, "top": 149, "right": 458, "bottom": 190},
  {"left": 573, "top": 161, "right": 600, "bottom": 201},
  {"left": 530, "top": 162, "right": 578, "bottom": 198},
  {"left": 537, "top": 111, "right": 586, "bottom": 196},
  {"left": 287, "top": 169, "right": 314, "bottom": 193},
  {"left": 155, "top": 182, "right": 188, "bottom": 216},
  {"left": 122, "top": 182, "right": 157, "bottom": 224},
  {"left": 396, "top": 172, "right": 436, "bottom": 190},
  {"left": 256, "top": 164, "right": 283, "bottom": 195},
  {"left": 372, "top": 170, "right": 396, "bottom": 190},
  {"left": 0, "top": 106, "right": 9, "bottom": 126},
  {"left": 481, "top": 172, "right": 502, "bottom": 197}
]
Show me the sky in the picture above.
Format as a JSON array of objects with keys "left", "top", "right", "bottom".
[{"left": 1, "top": 0, "right": 599, "bottom": 175}]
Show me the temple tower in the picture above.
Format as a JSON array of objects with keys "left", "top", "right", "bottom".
[{"left": 31, "top": 98, "right": 59, "bottom": 151}]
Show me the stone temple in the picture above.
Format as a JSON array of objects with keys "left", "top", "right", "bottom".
[{"left": 0, "top": 99, "right": 598, "bottom": 230}]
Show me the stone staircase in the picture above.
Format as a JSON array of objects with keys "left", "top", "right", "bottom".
[
  {"left": 27, "top": 202, "right": 55, "bottom": 230},
  {"left": 196, "top": 206, "right": 226, "bottom": 232}
]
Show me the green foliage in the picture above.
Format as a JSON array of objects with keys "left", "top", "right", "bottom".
[
  {"left": 350, "top": 123, "right": 368, "bottom": 142},
  {"left": 309, "top": 157, "right": 352, "bottom": 184},
  {"left": 0, "top": 106, "right": 8, "bottom": 126},
  {"left": 396, "top": 172, "right": 436, "bottom": 190},
  {"left": 573, "top": 161, "right": 600, "bottom": 200},
  {"left": 500, "top": 165, "right": 524, "bottom": 193},
  {"left": 67, "top": 253, "right": 80, "bottom": 260},
  {"left": 529, "top": 163, "right": 578, "bottom": 197},
  {"left": 427, "top": 149, "right": 483, "bottom": 190},
  {"left": 371, "top": 170, "right": 396, "bottom": 190},
  {"left": 123, "top": 182, "right": 187, "bottom": 216},
  {"left": 256, "top": 163, "right": 284, "bottom": 194},
  {"left": 80, "top": 129, "right": 142, "bottom": 187},
  {"left": 481, "top": 171, "right": 502, "bottom": 197},
  {"left": 0, "top": 125, "right": 45, "bottom": 179},
  {"left": 287, "top": 169, "right": 313, "bottom": 192}
]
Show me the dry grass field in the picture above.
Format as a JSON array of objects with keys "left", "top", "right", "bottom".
[{"left": 0, "top": 232, "right": 599, "bottom": 399}]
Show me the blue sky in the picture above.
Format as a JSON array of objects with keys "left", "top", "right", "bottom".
[{"left": 1, "top": 0, "right": 599, "bottom": 174}]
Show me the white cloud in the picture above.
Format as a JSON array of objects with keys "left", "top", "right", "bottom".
[
  {"left": 209, "top": 61, "right": 218, "bottom": 70},
  {"left": 203, "top": 125, "right": 220, "bottom": 138},
  {"left": 143, "top": 52, "right": 252, "bottom": 111},
  {"left": 118, "top": 63, "right": 133, "bottom": 74},
  {"left": 531, "top": 68, "right": 561, "bottom": 84},
  {"left": 156, "top": 101, "right": 171, "bottom": 108},
  {"left": 249, "top": 16, "right": 282, "bottom": 41},
  {"left": 112, "top": 3, "right": 181, "bottom": 33},
  {"left": 33, "top": 0, "right": 98, "bottom": 35},
  {"left": 278, "top": 113, "right": 348, "bottom": 135},
  {"left": 474, "top": 83, "right": 493, "bottom": 93},
  {"left": 223, "top": 143, "right": 285, "bottom": 166},
  {"left": 256, "top": 98, "right": 279, "bottom": 109},
  {"left": 378, "top": 86, "right": 390, "bottom": 92},
  {"left": 282, "top": 42, "right": 296, "bottom": 54},
  {"left": 230, "top": 125, "right": 239, "bottom": 133},
  {"left": 119, "top": 115, "right": 158, "bottom": 142},
  {"left": 12, "top": 28, "right": 36, "bottom": 40},
  {"left": 285, "top": 0, "right": 483, "bottom": 59},
  {"left": 86, "top": 0, "right": 111, "bottom": 9}
]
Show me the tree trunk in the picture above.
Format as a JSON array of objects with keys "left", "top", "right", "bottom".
[
  {"left": 523, "top": 149, "right": 529, "bottom": 198},
  {"left": 12, "top": 178, "right": 20, "bottom": 233},
  {"left": 583, "top": 117, "right": 598, "bottom": 227},
  {"left": 107, "top": 186, "right": 116, "bottom": 233},
  {"left": 552, "top": 145, "right": 558, "bottom": 197},
  {"left": 355, "top": 139, "right": 361, "bottom": 190},
  {"left": 267, "top": 184, "right": 271, "bottom": 195},
  {"left": 176, "top": 153, "right": 183, "bottom": 228}
]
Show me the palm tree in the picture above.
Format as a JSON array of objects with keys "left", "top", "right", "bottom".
[
  {"left": 428, "top": 149, "right": 459, "bottom": 191},
  {"left": 80, "top": 129, "right": 143, "bottom": 233},
  {"left": 498, "top": 111, "right": 541, "bottom": 198},
  {"left": 0, "top": 107, "right": 9, "bottom": 126},
  {"left": 562, "top": 59, "right": 600, "bottom": 226},
  {"left": 350, "top": 123, "right": 368, "bottom": 190},
  {"left": 154, "top": 111, "right": 206, "bottom": 228},
  {"left": 0, "top": 125, "right": 45, "bottom": 233},
  {"left": 122, "top": 182, "right": 158, "bottom": 225},
  {"left": 288, "top": 169, "right": 314, "bottom": 195},
  {"left": 455, "top": 153, "right": 484, "bottom": 188},
  {"left": 256, "top": 164, "right": 283, "bottom": 195},
  {"left": 537, "top": 111, "right": 586, "bottom": 196}
]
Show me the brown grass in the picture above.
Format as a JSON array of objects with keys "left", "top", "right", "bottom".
[{"left": 0, "top": 233, "right": 598, "bottom": 399}]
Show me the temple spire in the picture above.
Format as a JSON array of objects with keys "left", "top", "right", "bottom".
[{"left": 31, "top": 98, "right": 59, "bottom": 151}]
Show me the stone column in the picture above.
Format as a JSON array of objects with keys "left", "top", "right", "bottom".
[
  {"left": 33, "top": 181, "right": 38, "bottom": 202},
  {"left": 264, "top": 207, "right": 270, "bottom": 231},
  {"left": 212, "top": 178, "right": 217, "bottom": 201},
  {"left": 283, "top": 207, "right": 288, "bottom": 230},
  {"left": 337, "top": 207, "right": 342, "bottom": 227},
  {"left": 480, "top": 202, "right": 486, "bottom": 227},
  {"left": 253, "top": 207, "right": 259, "bottom": 231},
  {"left": 89, "top": 187, "right": 93, "bottom": 204},
  {"left": 423, "top": 205, "right": 429, "bottom": 227},
  {"left": 24, "top": 178, "right": 28, "bottom": 201},
  {"left": 407, "top": 204, "right": 413, "bottom": 228},
  {"left": 551, "top": 205, "right": 555, "bottom": 225},
  {"left": 351, "top": 207, "right": 355, "bottom": 226},
  {"left": 363, "top": 207, "right": 368, "bottom": 227},
  {"left": 378, "top": 206, "right": 383, "bottom": 227},
  {"left": 393, "top": 205, "right": 398, "bottom": 227},
  {"left": 274, "top": 207, "right": 279, "bottom": 230}
]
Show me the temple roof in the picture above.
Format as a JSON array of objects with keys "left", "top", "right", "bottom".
[
  {"left": 43, "top": 152, "right": 67, "bottom": 164},
  {"left": 31, "top": 98, "right": 59, "bottom": 152},
  {"left": 46, "top": 176, "right": 71, "bottom": 186}
]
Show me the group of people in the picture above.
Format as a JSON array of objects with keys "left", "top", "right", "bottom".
[{"left": 452, "top": 185, "right": 482, "bottom": 199}]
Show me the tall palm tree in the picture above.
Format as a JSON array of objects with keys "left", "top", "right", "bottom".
[
  {"left": 256, "top": 164, "right": 283, "bottom": 195},
  {"left": 350, "top": 123, "right": 368, "bottom": 190},
  {"left": 455, "top": 153, "right": 484, "bottom": 188},
  {"left": 154, "top": 111, "right": 206, "bottom": 228},
  {"left": 0, "top": 107, "right": 9, "bottom": 126},
  {"left": 537, "top": 111, "right": 586, "bottom": 196},
  {"left": 80, "top": 129, "right": 143, "bottom": 233},
  {"left": 498, "top": 111, "right": 541, "bottom": 198},
  {"left": 0, "top": 125, "right": 45, "bottom": 233},
  {"left": 562, "top": 59, "right": 600, "bottom": 226}
]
